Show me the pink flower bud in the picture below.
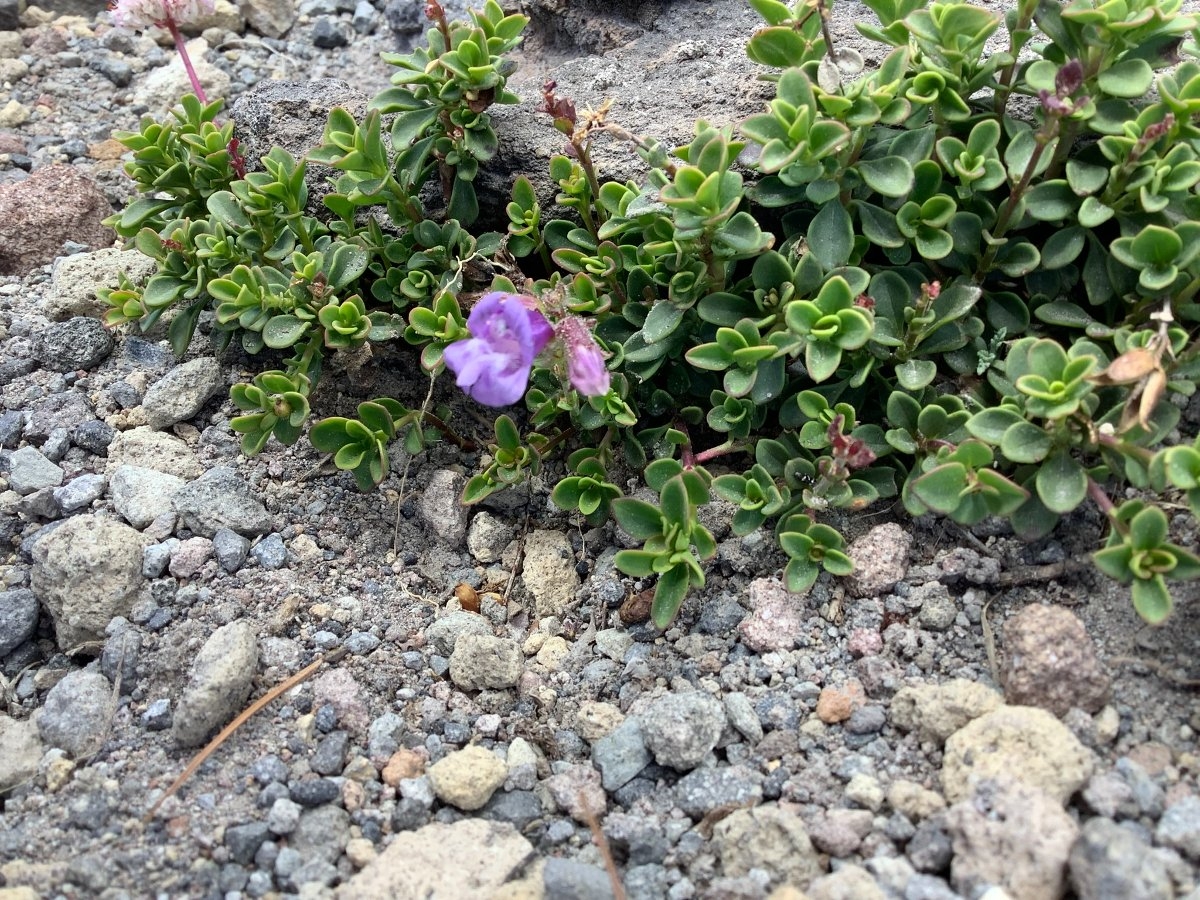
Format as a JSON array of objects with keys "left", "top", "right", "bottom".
[{"left": 557, "top": 317, "right": 610, "bottom": 397}]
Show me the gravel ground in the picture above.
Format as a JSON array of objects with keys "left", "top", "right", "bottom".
[{"left": 2, "top": 1, "right": 1200, "bottom": 899}]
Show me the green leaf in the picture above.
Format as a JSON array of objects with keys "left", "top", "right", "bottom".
[
  {"left": 1036, "top": 450, "right": 1088, "bottom": 514},
  {"left": 1129, "top": 505, "right": 1168, "bottom": 552},
  {"left": 262, "top": 315, "right": 310, "bottom": 349},
  {"left": 967, "top": 407, "right": 1023, "bottom": 444},
  {"left": 612, "top": 498, "right": 665, "bottom": 540},
  {"left": 808, "top": 202, "right": 854, "bottom": 270},
  {"left": 911, "top": 462, "right": 967, "bottom": 513},
  {"left": 999, "top": 421, "right": 1051, "bottom": 463},
  {"left": 1097, "top": 58, "right": 1154, "bottom": 98},
  {"left": 614, "top": 549, "right": 660, "bottom": 578},
  {"left": 651, "top": 564, "right": 691, "bottom": 629},
  {"left": 855, "top": 156, "right": 914, "bottom": 197},
  {"left": 660, "top": 476, "right": 689, "bottom": 525},
  {"left": 895, "top": 359, "right": 937, "bottom": 390},
  {"left": 1131, "top": 575, "right": 1172, "bottom": 624}
]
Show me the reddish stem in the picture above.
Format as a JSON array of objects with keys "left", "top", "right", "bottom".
[{"left": 165, "top": 17, "right": 207, "bottom": 104}]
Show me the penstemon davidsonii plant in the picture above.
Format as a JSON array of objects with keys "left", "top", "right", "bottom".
[{"left": 103, "top": 0, "right": 1200, "bottom": 630}]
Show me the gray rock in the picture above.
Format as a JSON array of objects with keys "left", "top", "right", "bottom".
[
  {"left": 310, "top": 730, "right": 349, "bottom": 776},
  {"left": 1002, "top": 605, "right": 1110, "bottom": 716},
  {"left": 173, "top": 466, "right": 272, "bottom": 537},
  {"left": 268, "top": 797, "right": 303, "bottom": 835},
  {"left": 226, "top": 822, "right": 271, "bottom": 866},
  {"left": 101, "top": 620, "right": 141, "bottom": 695},
  {"left": 0, "top": 588, "right": 38, "bottom": 657},
  {"left": 915, "top": 582, "right": 958, "bottom": 631},
  {"left": 543, "top": 858, "right": 614, "bottom": 900},
  {"left": 42, "top": 428, "right": 71, "bottom": 462},
  {"left": 449, "top": 633, "right": 522, "bottom": 690},
  {"left": 35, "top": 317, "right": 114, "bottom": 372},
  {"left": 8, "top": 446, "right": 64, "bottom": 495},
  {"left": 368, "top": 712, "right": 406, "bottom": 761},
  {"left": 43, "top": 247, "right": 156, "bottom": 321},
  {"left": 0, "top": 715, "right": 43, "bottom": 794},
  {"left": 31, "top": 514, "right": 146, "bottom": 649},
  {"left": 36, "top": 670, "right": 117, "bottom": 758},
  {"left": 140, "top": 357, "right": 223, "bottom": 430},
  {"left": 172, "top": 620, "right": 259, "bottom": 748},
  {"left": 240, "top": 0, "right": 296, "bottom": 37},
  {"left": 105, "top": 426, "right": 203, "bottom": 480},
  {"left": 141, "top": 698, "right": 172, "bottom": 731},
  {"left": 425, "top": 610, "right": 492, "bottom": 655},
  {"left": 290, "top": 805, "right": 350, "bottom": 865},
  {"left": 1117, "top": 757, "right": 1165, "bottom": 818},
  {"left": 213, "top": 527, "right": 251, "bottom": 572},
  {"left": 250, "top": 533, "right": 288, "bottom": 569},
  {"left": 592, "top": 717, "right": 651, "bottom": 791},
  {"left": 53, "top": 473, "right": 106, "bottom": 513},
  {"left": 17, "top": 485, "right": 60, "bottom": 520},
  {"left": 521, "top": 530, "right": 579, "bottom": 617},
  {"left": 674, "top": 765, "right": 763, "bottom": 819},
  {"left": 109, "top": 465, "right": 185, "bottom": 530},
  {"left": 142, "top": 541, "right": 175, "bottom": 578},
  {"left": 723, "top": 691, "right": 764, "bottom": 743},
  {"left": 1156, "top": 797, "right": 1200, "bottom": 860},
  {"left": 351, "top": 0, "right": 375, "bottom": 32},
  {"left": 1070, "top": 817, "right": 1171, "bottom": 900},
  {"left": 72, "top": 419, "right": 115, "bottom": 455},
  {"left": 481, "top": 789, "right": 543, "bottom": 830},
  {"left": 0, "top": 410, "right": 23, "bottom": 448},
  {"left": 908, "top": 815, "right": 954, "bottom": 872},
  {"left": 639, "top": 691, "right": 726, "bottom": 770},
  {"left": 419, "top": 468, "right": 469, "bottom": 546},
  {"left": 466, "top": 511, "right": 514, "bottom": 563}
]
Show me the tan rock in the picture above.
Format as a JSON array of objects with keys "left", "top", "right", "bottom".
[
  {"left": 942, "top": 705, "right": 1094, "bottom": 804},
  {"left": 427, "top": 745, "right": 507, "bottom": 811},
  {"left": 891, "top": 678, "right": 1002, "bottom": 745},
  {"left": 336, "top": 819, "right": 538, "bottom": 899}
]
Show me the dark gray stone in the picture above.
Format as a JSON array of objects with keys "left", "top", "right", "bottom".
[
  {"left": 17, "top": 487, "right": 59, "bottom": 520},
  {"left": 674, "top": 765, "right": 763, "bottom": 819},
  {"left": 312, "top": 13, "right": 350, "bottom": 46},
  {"left": 0, "top": 411, "right": 24, "bottom": 448},
  {"left": 0, "top": 589, "right": 38, "bottom": 657},
  {"left": 36, "top": 670, "right": 116, "bottom": 758},
  {"left": 213, "top": 527, "right": 251, "bottom": 572},
  {"left": 391, "top": 796, "right": 431, "bottom": 831},
  {"left": 141, "top": 698, "right": 172, "bottom": 731},
  {"left": 72, "top": 419, "right": 115, "bottom": 455},
  {"left": 250, "top": 533, "right": 288, "bottom": 570},
  {"left": 225, "top": 821, "right": 271, "bottom": 866},
  {"left": 89, "top": 55, "right": 133, "bottom": 88},
  {"left": 908, "top": 815, "right": 954, "bottom": 873},
  {"left": 35, "top": 317, "right": 114, "bottom": 372},
  {"left": 172, "top": 467, "right": 272, "bottom": 537},
  {"left": 289, "top": 777, "right": 340, "bottom": 807},
  {"left": 310, "top": 731, "right": 349, "bottom": 776},
  {"left": 592, "top": 717, "right": 651, "bottom": 791},
  {"left": 543, "top": 858, "right": 614, "bottom": 900},
  {"left": 480, "top": 789, "right": 543, "bottom": 830}
]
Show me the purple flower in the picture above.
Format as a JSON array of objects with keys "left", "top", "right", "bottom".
[
  {"left": 443, "top": 292, "right": 552, "bottom": 407},
  {"left": 557, "top": 316, "right": 610, "bottom": 397}
]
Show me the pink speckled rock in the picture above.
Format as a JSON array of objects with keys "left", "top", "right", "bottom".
[
  {"left": 846, "top": 523, "right": 911, "bottom": 598},
  {"left": 739, "top": 578, "right": 804, "bottom": 652},
  {"left": 848, "top": 628, "right": 884, "bottom": 658}
]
